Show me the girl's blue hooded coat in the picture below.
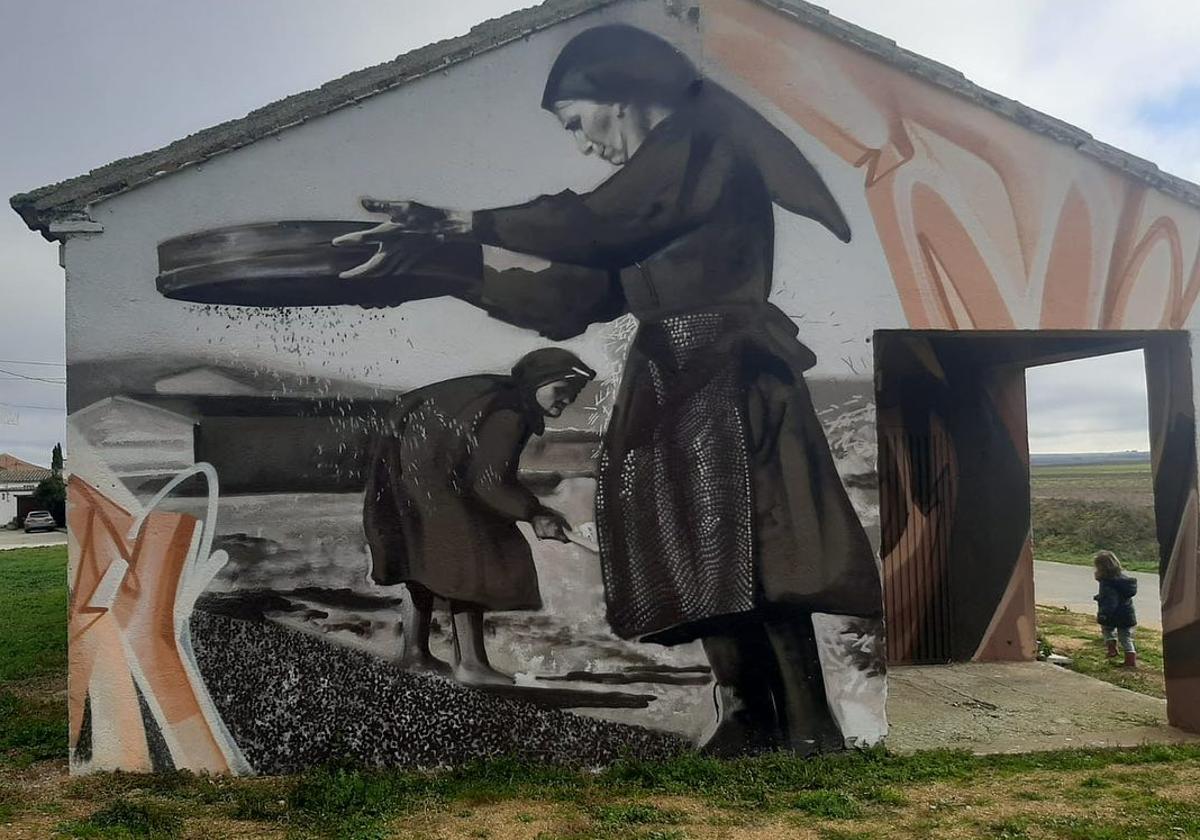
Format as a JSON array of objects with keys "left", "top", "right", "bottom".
[{"left": 1095, "top": 574, "right": 1138, "bottom": 629}]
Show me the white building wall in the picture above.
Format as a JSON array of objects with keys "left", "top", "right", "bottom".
[
  {"left": 0, "top": 482, "right": 38, "bottom": 524},
  {"left": 49, "top": 0, "right": 1200, "bottom": 771}
]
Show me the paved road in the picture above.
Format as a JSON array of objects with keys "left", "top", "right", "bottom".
[
  {"left": 1034, "top": 560, "right": 1161, "bottom": 630},
  {"left": 0, "top": 528, "right": 67, "bottom": 551}
]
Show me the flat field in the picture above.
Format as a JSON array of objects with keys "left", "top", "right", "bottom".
[
  {"left": 1030, "top": 461, "right": 1159, "bottom": 573},
  {"left": 1031, "top": 461, "right": 1154, "bottom": 508}
]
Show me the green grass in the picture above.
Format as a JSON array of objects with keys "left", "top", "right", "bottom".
[
  {"left": 789, "top": 789, "right": 864, "bottom": 819},
  {"left": 1031, "top": 498, "right": 1160, "bottom": 573},
  {"left": 57, "top": 799, "right": 184, "bottom": 839},
  {"left": 1029, "top": 460, "right": 1160, "bottom": 572},
  {"left": 39, "top": 744, "right": 1200, "bottom": 839},
  {"left": 0, "top": 545, "right": 68, "bottom": 769},
  {"left": 1036, "top": 606, "right": 1165, "bottom": 698},
  {"left": 0, "top": 545, "right": 68, "bottom": 682},
  {"left": 1030, "top": 462, "right": 1155, "bottom": 494},
  {"left": 588, "top": 803, "right": 685, "bottom": 826}
]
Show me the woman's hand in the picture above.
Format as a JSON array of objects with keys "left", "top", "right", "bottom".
[
  {"left": 332, "top": 198, "right": 472, "bottom": 279},
  {"left": 360, "top": 198, "right": 470, "bottom": 232}
]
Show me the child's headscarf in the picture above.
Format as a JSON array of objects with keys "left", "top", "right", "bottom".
[{"left": 512, "top": 348, "right": 596, "bottom": 392}]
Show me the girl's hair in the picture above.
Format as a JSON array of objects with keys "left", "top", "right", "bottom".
[{"left": 1093, "top": 550, "right": 1124, "bottom": 580}]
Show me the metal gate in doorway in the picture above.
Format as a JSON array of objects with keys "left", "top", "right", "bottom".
[{"left": 880, "top": 425, "right": 956, "bottom": 664}]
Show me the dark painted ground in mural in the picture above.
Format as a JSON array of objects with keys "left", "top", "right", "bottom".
[
  {"left": 180, "top": 485, "right": 724, "bottom": 738},
  {"left": 190, "top": 610, "right": 687, "bottom": 773}
]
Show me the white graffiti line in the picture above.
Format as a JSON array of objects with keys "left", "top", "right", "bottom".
[{"left": 123, "top": 462, "right": 252, "bottom": 774}]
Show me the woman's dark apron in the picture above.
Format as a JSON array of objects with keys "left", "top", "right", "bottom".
[{"left": 596, "top": 303, "right": 881, "bottom": 643}]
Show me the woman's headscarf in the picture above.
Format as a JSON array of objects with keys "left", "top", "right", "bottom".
[
  {"left": 541, "top": 24, "right": 851, "bottom": 243},
  {"left": 541, "top": 24, "right": 699, "bottom": 111},
  {"left": 512, "top": 348, "right": 596, "bottom": 391}
]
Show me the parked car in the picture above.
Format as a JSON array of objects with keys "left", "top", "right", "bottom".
[{"left": 23, "top": 510, "right": 57, "bottom": 533}]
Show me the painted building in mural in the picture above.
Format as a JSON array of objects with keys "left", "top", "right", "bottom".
[{"left": 11, "top": 0, "right": 1200, "bottom": 774}]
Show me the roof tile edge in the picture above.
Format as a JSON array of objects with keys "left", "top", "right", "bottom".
[
  {"left": 763, "top": 0, "right": 1200, "bottom": 206},
  {"left": 9, "top": 0, "right": 619, "bottom": 238},
  {"left": 11, "top": 0, "right": 1200, "bottom": 238}
]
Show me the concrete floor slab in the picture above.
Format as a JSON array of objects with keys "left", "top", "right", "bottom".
[{"left": 886, "top": 661, "right": 1198, "bottom": 754}]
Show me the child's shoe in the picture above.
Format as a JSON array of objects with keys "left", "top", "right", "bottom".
[
  {"left": 1122, "top": 652, "right": 1138, "bottom": 669},
  {"left": 1105, "top": 640, "right": 1119, "bottom": 658}
]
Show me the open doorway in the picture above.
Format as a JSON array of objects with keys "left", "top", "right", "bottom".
[
  {"left": 874, "top": 329, "right": 1199, "bottom": 735},
  {"left": 1026, "top": 350, "right": 1160, "bottom": 684}
]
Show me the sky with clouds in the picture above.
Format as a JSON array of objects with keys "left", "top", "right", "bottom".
[{"left": 2, "top": 0, "right": 1197, "bottom": 465}]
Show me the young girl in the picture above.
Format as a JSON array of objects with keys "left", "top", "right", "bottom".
[{"left": 1093, "top": 550, "right": 1138, "bottom": 668}]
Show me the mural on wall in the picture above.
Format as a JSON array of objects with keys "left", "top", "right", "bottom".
[
  {"left": 704, "top": 0, "right": 1200, "bottom": 334},
  {"left": 53, "top": 0, "right": 1200, "bottom": 774},
  {"left": 92, "top": 21, "right": 886, "bottom": 771}
]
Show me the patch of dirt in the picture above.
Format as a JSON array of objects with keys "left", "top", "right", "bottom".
[
  {"left": 891, "top": 764, "right": 1200, "bottom": 837},
  {"left": 397, "top": 801, "right": 579, "bottom": 840},
  {"left": 384, "top": 765, "right": 1200, "bottom": 840},
  {"left": 0, "top": 762, "right": 287, "bottom": 840},
  {"left": 398, "top": 798, "right": 831, "bottom": 840},
  {"left": 3, "top": 672, "right": 66, "bottom": 702},
  {"left": 1154, "top": 777, "right": 1200, "bottom": 804},
  {"left": 1, "top": 761, "right": 88, "bottom": 839}
]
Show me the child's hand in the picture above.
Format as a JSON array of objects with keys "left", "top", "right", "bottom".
[{"left": 531, "top": 510, "right": 570, "bottom": 542}]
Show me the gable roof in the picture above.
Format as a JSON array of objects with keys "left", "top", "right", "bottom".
[
  {"left": 0, "top": 453, "right": 45, "bottom": 472},
  {"left": 0, "top": 468, "right": 53, "bottom": 485},
  {"left": 12, "top": 0, "right": 1200, "bottom": 238}
]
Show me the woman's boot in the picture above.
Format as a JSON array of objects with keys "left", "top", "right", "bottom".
[
  {"left": 700, "top": 631, "right": 781, "bottom": 756},
  {"left": 763, "top": 612, "right": 845, "bottom": 757}
]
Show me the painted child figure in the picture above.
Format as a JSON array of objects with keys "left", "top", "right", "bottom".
[
  {"left": 363, "top": 348, "right": 595, "bottom": 686},
  {"left": 1093, "top": 550, "right": 1138, "bottom": 669}
]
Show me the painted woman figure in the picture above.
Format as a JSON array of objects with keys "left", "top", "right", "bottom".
[
  {"left": 364, "top": 348, "right": 595, "bottom": 687},
  {"left": 338, "top": 25, "right": 882, "bottom": 755}
]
